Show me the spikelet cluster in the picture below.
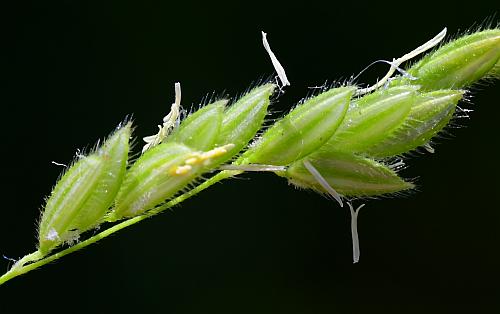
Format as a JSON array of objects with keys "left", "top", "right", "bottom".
[
  {"left": 37, "top": 29, "right": 500, "bottom": 253},
  {"left": 1, "top": 27, "right": 497, "bottom": 283}
]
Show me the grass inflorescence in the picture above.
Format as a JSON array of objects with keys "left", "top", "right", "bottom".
[{"left": 0, "top": 26, "right": 499, "bottom": 285}]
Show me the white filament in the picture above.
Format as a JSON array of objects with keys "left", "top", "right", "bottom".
[
  {"left": 347, "top": 202, "right": 365, "bottom": 264},
  {"left": 356, "top": 28, "right": 447, "bottom": 95},
  {"left": 51, "top": 161, "right": 68, "bottom": 167},
  {"left": 302, "top": 159, "right": 343, "bottom": 207},
  {"left": 262, "top": 31, "right": 290, "bottom": 88}
]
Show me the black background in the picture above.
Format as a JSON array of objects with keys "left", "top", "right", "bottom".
[{"left": 1, "top": 1, "right": 499, "bottom": 313}]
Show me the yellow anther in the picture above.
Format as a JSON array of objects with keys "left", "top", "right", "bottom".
[
  {"left": 199, "top": 144, "right": 235, "bottom": 162},
  {"left": 169, "top": 165, "right": 192, "bottom": 176},
  {"left": 183, "top": 144, "right": 235, "bottom": 166},
  {"left": 171, "top": 144, "right": 236, "bottom": 175},
  {"left": 185, "top": 157, "right": 199, "bottom": 165}
]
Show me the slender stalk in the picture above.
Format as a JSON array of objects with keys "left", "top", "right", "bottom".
[
  {"left": 0, "top": 170, "right": 239, "bottom": 286},
  {"left": 0, "top": 251, "right": 44, "bottom": 285}
]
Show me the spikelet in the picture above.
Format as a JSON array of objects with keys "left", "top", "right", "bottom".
[{"left": 38, "top": 123, "right": 131, "bottom": 254}]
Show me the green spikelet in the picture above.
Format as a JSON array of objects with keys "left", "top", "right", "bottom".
[
  {"left": 241, "top": 87, "right": 354, "bottom": 165},
  {"left": 38, "top": 123, "right": 131, "bottom": 254},
  {"left": 326, "top": 86, "right": 417, "bottom": 153},
  {"left": 362, "top": 89, "right": 464, "bottom": 158},
  {"left": 395, "top": 29, "right": 500, "bottom": 90},
  {"left": 166, "top": 100, "right": 226, "bottom": 150},
  {"left": 284, "top": 151, "right": 414, "bottom": 197}
]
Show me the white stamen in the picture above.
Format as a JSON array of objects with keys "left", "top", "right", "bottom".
[
  {"left": 303, "top": 159, "right": 343, "bottom": 207},
  {"left": 352, "top": 59, "right": 418, "bottom": 85},
  {"left": 220, "top": 164, "right": 287, "bottom": 172},
  {"left": 262, "top": 31, "right": 290, "bottom": 88},
  {"left": 399, "top": 28, "right": 447, "bottom": 62},
  {"left": 143, "top": 82, "right": 183, "bottom": 153},
  {"left": 347, "top": 202, "right": 365, "bottom": 264},
  {"left": 356, "top": 28, "right": 447, "bottom": 96}
]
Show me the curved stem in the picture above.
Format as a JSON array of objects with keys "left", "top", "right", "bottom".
[
  {"left": 0, "top": 251, "right": 44, "bottom": 285},
  {"left": 0, "top": 170, "right": 239, "bottom": 286}
]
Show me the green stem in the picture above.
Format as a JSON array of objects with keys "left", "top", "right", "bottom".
[
  {"left": 0, "top": 170, "right": 239, "bottom": 286},
  {"left": 0, "top": 251, "right": 44, "bottom": 285}
]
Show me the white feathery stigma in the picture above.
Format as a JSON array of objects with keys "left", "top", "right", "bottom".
[{"left": 143, "top": 82, "right": 182, "bottom": 153}]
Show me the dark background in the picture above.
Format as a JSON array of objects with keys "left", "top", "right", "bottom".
[{"left": 1, "top": 1, "right": 499, "bottom": 313}]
